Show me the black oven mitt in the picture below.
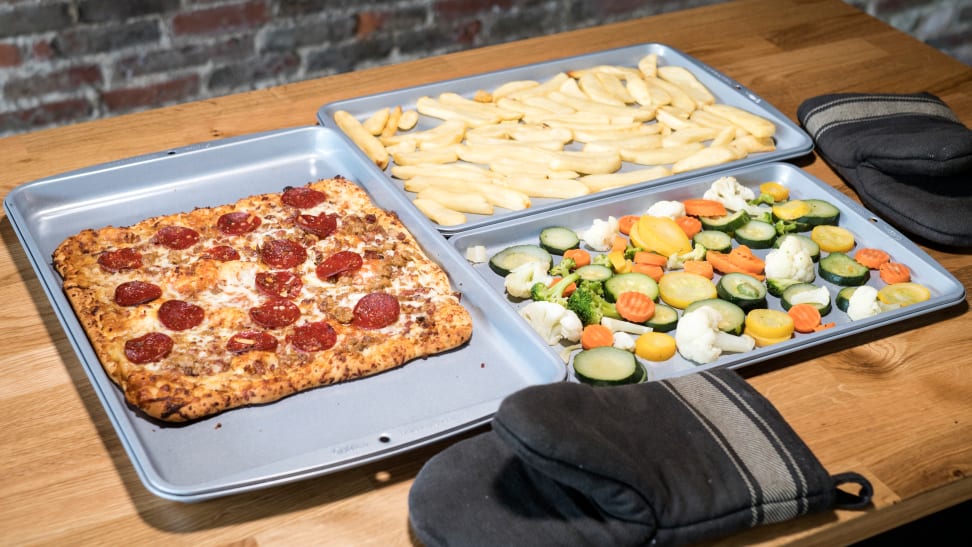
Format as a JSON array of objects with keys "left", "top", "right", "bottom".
[
  {"left": 408, "top": 368, "right": 872, "bottom": 546},
  {"left": 797, "top": 92, "right": 972, "bottom": 249}
]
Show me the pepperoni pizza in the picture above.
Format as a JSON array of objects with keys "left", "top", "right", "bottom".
[{"left": 52, "top": 176, "right": 473, "bottom": 422}]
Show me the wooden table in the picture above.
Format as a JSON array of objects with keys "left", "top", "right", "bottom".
[{"left": 2, "top": 0, "right": 969, "bottom": 544}]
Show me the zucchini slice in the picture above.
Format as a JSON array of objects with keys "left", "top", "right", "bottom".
[
  {"left": 572, "top": 346, "right": 646, "bottom": 386},
  {"left": 645, "top": 303, "right": 679, "bottom": 332},
  {"left": 781, "top": 283, "right": 832, "bottom": 315},
  {"left": 694, "top": 230, "right": 733, "bottom": 253},
  {"left": 699, "top": 210, "right": 750, "bottom": 233},
  {"left": 604, "top": 272, "right": 659, "bottom": 302},
  {"left": 766, "top": 277, "right": 803, "bottom": 298},
  {"left": 836, "top": 286, "right": 858, "bottom": 312},
  {"left": 684, "top": 298, "right": 746, "bottom": 335},
  {"left": 797, "top": 199, "right": 840, "bottom": 227},
  {"left": 488, "top": 244, "right": 552, "bottom": 276},
  {"left": 819, "top": 252, "right": 870, "bottom": 286},
  {"left": 716, "top": 272, "right": 767, "bottom": 311},
  {"left": 774, "top": 234, "right": 820, "bottom": 262},
  {"left": 734, "top": 219, "right": 777, "bottom": 249},
  {"left": 539, "top": 226, "right": 580, "bottom": 255},
  {"left": 575, "top": 264, "right": 613, "bottom": 282}
]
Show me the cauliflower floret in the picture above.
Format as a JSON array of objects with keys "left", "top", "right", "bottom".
[
  {"left": 645, "top": 200, "right": 686, "bottom": 220},
  {"left": 465, "top": 245, "right": 489, "bottom": 263},
  {"left": 504, "top": 261, "right": 553, "bottom": 299},
  {"left": 518, "top": 301, "right": 583, "bottom": 345},
  {"left": 788, "top": 285, "right": 831, "bottom": 308},
  {"left": 703, "top": 176, "right": 755, "bottom": 212},
  {"left": 765, "top": 236, "right": 815, "bottom": 282},
  {"left": 676, "top": 307, "right": 756, "bottom": 364},
  {"left": 667, "top": 243, "right": 708, "bottom": 270},
  {"left": 579, "top": 216, "right": 619, "bottom": 252},
  {"left": 612, "top": 332, "right": 636, "bottom": 351}
]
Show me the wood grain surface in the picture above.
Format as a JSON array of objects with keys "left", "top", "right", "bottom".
[{"left": 2, "top": 0, "right": 970, "bottom": 545}]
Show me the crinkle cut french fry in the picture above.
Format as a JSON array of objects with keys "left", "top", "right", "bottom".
[
  {"left": 577, "top": 72, "right": 627, "bottom": 106},
  {"left": 702, "top": 103, "right": 776, "bottom": 138},
  {"left": 334, "top": 110, "right": 389, "bottom": 169},
  {"left": 362, "top": 107, "right": 390, "bottom": 135},
  {"left": 730, "top": 134, "right": 776, "bottom": 155},
  {"left": 416, "top": 187, "right": 494, "bottom": 215},
  {"left": 438, "top": 92, "right": 523, "bottom": 121},
  {"left": 621, "top": 142, "right": 703, "bottom": 165},
  {"left": 546, "top": 150, "right": 622, "bottom": 175},
  {"left": 390, "top": 162, "right": 497, "bottom": 182},
  {"left": 416, "top": 96, "right": 500, "bottom": 127},
  {"left": 509, "top": 124, "right": 573, "bottom": 144},
  {"left": 506, "top": 72, "right": 569, "bottom": 100},
  {"left": 491, "top": 80, "right": 540, "bottom": 101},
  {"left": 671, "top": 145, "right": 740, "bottom": 173},
  {"left": 403, "top": 175, "right": 531, "bottom": 211},
  {"left": 498, "top": 175, "right": 591, "bottom": 199},
  {"left": 572, "top": 125, "right": 658, "bottom": 143},
  {"left": 579, "top": 167, "right": 671, "bottom": 192},
  {"left": 644, "top": 76, "right": 696, "bottom": 113},
  {"left": 412, "top": 198, "right": 466, "bottom": 226},
  {"left": 582, "top": 134, "right": 662, "bottom": 153},
  {"left": 380, "top": 119, "right": 466, "bottom": 147},
  {"left": 488, "top": 158, "right": 579, "bottom": 179},
  {"left": 661, "top": 126, "right": 719, "bottom": 147},
  {"left": 391, "top": 146, "right": 459, "bottom": 166},
  {"left": 657, "top": 65, "right": 715, "bottom": 107}
]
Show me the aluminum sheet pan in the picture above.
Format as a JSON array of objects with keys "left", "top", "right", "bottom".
[
  {"left": 3, "top": 126, "right": 565, "bottom": 502},
  {"left": 317, "top": 43, "right": 814, "bottom": 235},
  {"left": 449, "top": 162, "right": 966, "bottom": 381}
]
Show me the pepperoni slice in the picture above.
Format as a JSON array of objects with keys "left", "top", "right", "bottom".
[
  {"left": 255, "top": 271, "right": 303, "bottom": 299},
  {"left": 250, "top": 299, "right": 301, "bottom": 329},
  {"left": 282, "top": 186, "right": 327, "bottom": 209},
  {"left": 217, "top": 211, "right": 262, "bottom": 235},
  {"left": 295, "top": 212, "right": 338, "bottom": 238},
  {"left": 202, "top": 245, "right": 240, "bottom": 261},
  {"left": 260, "top": 239, "right": 307, "bottom": 269},
  {"left": 352, "top": 292, "right": 400, "bottom": 329},
  {"left": 114, "top": 281, "right": 162, "bottom": 306},
  {"left": 97, "top": 248, "right": 142, "bottom": 272},
  {"left": 124, "top": 332, "right": 173, "bottom": 364},
  {"left": 158, "top": 300, "right": 205, "bottom": 331},
  {"left": 316, "top": 251, "right": 363, "bottom": 280},
  {"left": 226, "top": 331, "right": 278, "bottom": 353},
  {"left": 153, "top": 225, "right": 200, "bottom": 250},
  {"left": 288, "top": 321, "right": 337, "bottom": 352}
]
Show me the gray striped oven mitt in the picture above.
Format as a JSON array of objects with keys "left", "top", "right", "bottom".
[
  {"left": 408, "top": 368, "right": 872, "bottom": 546},
  {"left": 797, "top": 92, "right": 972, "bottom": 249}
]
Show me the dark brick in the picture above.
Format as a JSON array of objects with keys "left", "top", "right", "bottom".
[
  {"left": 172, "top": 1, "right": 269, "bottom": 36},
  {"left": 277, "top": 0, "right": 369, "bottom": 17},
  {"left": 114, "top": 35, "right": 253, "bottom": 79},
  {"left": 354, "top": 6, "right": 428, "bottom": 35},
  {"left": 0, "top": 2, "right": 75, "bottom": 39},
  {"left": 0, "top": 42, "right": 20, "bottom": 67},
  {"left": 261, "top": 16, "right": 355, "bottom": 52},
  {"left": 4, "top": 65, "right": 103, "bottom": 100},
  {"left": 77, "top": 0, "right": 180, "bottom": 24},
  {"left": 32, "top": 39, "right": 56, "bottom": 60},
  {"left": 305, "top": 38, "right": 394, "bottom": 75},
  {"left": 395, "top": 26, "right": 455, "bottom": 56},
  {"left": 489, "top": 7, "right": 563, "bottom": 43},
  {"left": 207, "top": 52, "right": 299, "bottom": 92},
  {"left": 0, "top": 99, "right": 93, "bottom": 136},
  {"left": 53, "top": 20, "right": 161, "bottom": 57},
  {"left": 101, "top": 75, "right": 200, "bottom": 113},
  {"left": 455, "top": 19, "right": 482, "bottom": 46},
  {"left": 433, "top": 0, "right": 514, "bottom": 20}
]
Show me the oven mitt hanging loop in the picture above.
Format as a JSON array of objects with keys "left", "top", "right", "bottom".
[
  {"left": 408, "top": 368, "right": 872, "bottom": 546},
  {"left": 797, "top": 92, "right": 972, "bottom": 249}
]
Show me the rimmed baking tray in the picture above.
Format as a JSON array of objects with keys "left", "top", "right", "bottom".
[
  {"left": 449, "top": 162, "right": 966, "bottom": 380},
  {"left": 317, "top": 43, "right": 814, "bottom": 235},
  {"left": 3, "top": 126, "right": 565, "bottom": 502}
]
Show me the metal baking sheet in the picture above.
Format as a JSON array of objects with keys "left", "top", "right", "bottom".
[
  {"left": 449, "top": 162, "right": 966, "bottom": 381},
  {"left": 317, "top": 43, "right": 814, "bottom": 235},
  {"left": 3, "top": 126, "right": 565, "bottom": 502}
]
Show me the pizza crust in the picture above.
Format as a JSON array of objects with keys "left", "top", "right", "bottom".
[{"left": 53, "top": 177, "right": 473, "bottom": 422}]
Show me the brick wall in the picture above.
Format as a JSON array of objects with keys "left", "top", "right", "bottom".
[{"left": 0, "top": 0, "right": 968, "bottom": 137}]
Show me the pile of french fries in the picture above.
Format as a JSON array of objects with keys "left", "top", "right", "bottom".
[{"left": 333, "top": 54, "right": 777, "bottom": 227}]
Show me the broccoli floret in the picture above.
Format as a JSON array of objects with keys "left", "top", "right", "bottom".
[
  {"left": 548, "top": 257, "right": 576, "bottom": 277},
  {"left": 530, "top": 272, "right": 580, "bottom": 306},
  {"left": 577, "top": 279, "right": 605, "bottom": 296},
  {"left": 774, "top": 219, "right": 802, "bottom": 236},
  {"left": 591, "top": 254, "right": 614, "bottom": 269},
  {"left": 624, "top": 244, "right": 644, "bottom": 261},
  {"left": 752, "top": 210, "right": 775, "bottom": 225},
  {"left": 566, "top": 285, "right": 621, "bottom": 325},
  {"left": 749, "top": 192, "right": 776, "bottom": 206}
]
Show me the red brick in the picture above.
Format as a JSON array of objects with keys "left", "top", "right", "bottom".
[
  {"left": 0, "top": 42, "right": 20, "bottom": 67},
  {"left": 172, "top": 1, "right": 269, "bottom": 36},
  {"left": 32, "top": 39, "right": 55, "bottom": 60},
  {"left": 0, "top": 99, "right": 93, "bottom": 134},
  {"left": 434, "top": 0, "right": 513, "bottom": 19},
  {"left": 355, "top": 12, "right": 387, "bottom": 38},
  {"left": 4, "top": 65, "right": 103, "bottom": 100},
  {"left": 455, "top": 20, "right": 482, "bottom": 46},
  {"left": 101, "top": 75, "right": 200, "bottom": 113}
]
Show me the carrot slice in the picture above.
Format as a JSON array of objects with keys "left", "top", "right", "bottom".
[
  {"left": 674, "top": 215, "right": 703, "bottom": 239},
  {"left": 854, "top": 248, "right": 891, "bottom": 269},
  {"left": 787, "top": 303, "right": 822, "bottom": 333},
  {"left": 683, "top": 259, "right": 714, "bottom": 279},
  {"left": 618, "top": 215, "right": 640, "bottom": 235},
  {"left": 581, "top": 324, "right": 614, "bottom": 350},
  {"left": 615, "top": 291, "right": 656, "bottom": 323},
  {"left": 813, "top": 322, "right": 836, "bottom": 332},
  {"left": 879, "top": 261, "right": 911, "bottom": 284},
  {"left": 549, "top": 277, "right": 577, "bottom": 296},
  {"left": 706, "top": 250, "right": 766, "bottom": 280},
  {"left": 633, "top": 251, "right": 668, "bottom": 267},
  {"left": 564, "top": 248, "right": 591, "bottom": 268},
  {"left": 683, "top": 198, "right": 727, "bottom": 217},
  {"left": 632, "top": 263, "right": 664, "bottom": 281},
  {"left": 610, "top": 235, "right": 628, "bottom": 253},
  {"left": 728, "top": 245, "right": 765, "bottom": 276}
]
